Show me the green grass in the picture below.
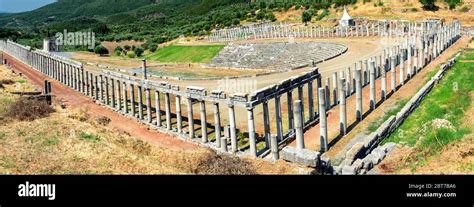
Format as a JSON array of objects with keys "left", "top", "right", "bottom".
[
  {"left": 145, "top": 45, "right": 224, "bottom": 63},
  {"left": 383, "top": 51, "right": 474, "bottom": 170},
  {"left": 366, "top": 98, "right": 408, "bottom": 133},
  {"left": 0, "top": 96, "right": 13, "bottom": 115},
  {"left": 460, "top": 51, "right": 474, "bottom": 61},
  {"left": 80, "top": 132, "right": 101, "bottom": 142}
]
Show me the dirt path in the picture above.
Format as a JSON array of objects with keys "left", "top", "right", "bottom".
[
  {"left": 291, "top": 36, "right": 471, "bottom": 157},
  {"left": 3, "top": 53, "right": 198, "bottom": 152}
]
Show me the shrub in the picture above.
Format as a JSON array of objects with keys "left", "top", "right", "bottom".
[
  {"left": 123, "top": 45, "right": 131, "bottom": 51},
  {"left": 445, "top": 0, "right": 461, "bottom": 9},
  {"left": 127, "top": 51, "right": 136, "bottom": 58},
  {"left": 6, "top": 98, "right": 55, "bottom": 121},
  {"left": 459, "top": 6, "right": 470, "bottom": 12},
  {"left": 134, "top": 47, "right": 144, "bottom": 57},
  {"left": 94, "top": 45, "right": 109, "bottom": 56},
  {"left": 302, "top": 10, "right": 313, "bottom": 24},
  {"left": 419, "top": 0, "right": 438, "bottom": 10},
  {"left": 149, "top": 44, "right": 158, "bottom": 53},
  {"left": 114, "top": 46, "right": 123, "bottom": 56},
  {"left": 0, "top": 79, "right": 14, "bottom": 89},
  {"left": 193, "top": 151, "right": 256, "bottom": 175},
  {"left": 96, "top": 116, "right": 111, "bottom": 126}
]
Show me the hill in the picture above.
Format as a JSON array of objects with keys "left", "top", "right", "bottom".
[{"left": 0, "top": 0, "right": 470, "bottom": 51}]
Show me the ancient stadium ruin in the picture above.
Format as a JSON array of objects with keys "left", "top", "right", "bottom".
[{"left": 0, "top": 19, "right": 462, "bottom": 175}]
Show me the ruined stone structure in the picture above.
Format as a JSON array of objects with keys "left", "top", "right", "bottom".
[
  {"left": 208, "top": 20, "right": 443, "bottom": 42},
  {"left": 0, "top": 20, "right": 461, "bottom": 171},
  {"left": 208, "top": 42, "right": 347, "bottom": 71}
]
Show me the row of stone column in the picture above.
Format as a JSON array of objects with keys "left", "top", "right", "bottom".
[{"left": 210, "top": 23, "right": 382, "bottom": 42}]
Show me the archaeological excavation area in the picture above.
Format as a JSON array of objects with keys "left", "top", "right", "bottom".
[{"left": 0, "top": 19, "right": 462, "bottom": 175}]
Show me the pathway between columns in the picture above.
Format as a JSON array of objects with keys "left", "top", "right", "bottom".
[{"left": 290, "top": 36, "right": 470, "bottom": 157}]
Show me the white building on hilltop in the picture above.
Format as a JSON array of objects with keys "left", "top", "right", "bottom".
[{"left": 339, "top": 6, "right": 355, "bottom": 27}]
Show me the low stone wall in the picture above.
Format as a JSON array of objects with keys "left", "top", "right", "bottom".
[{"left": 333, "top": 53, "right": 461, "bottom": 175}]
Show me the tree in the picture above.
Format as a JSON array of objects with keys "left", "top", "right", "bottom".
[
  {"left": 419, "top": 0, "right": 438, "bottom": 10},
  {"left": 256, "top": 11, "right": 266, "bottom": 20},
  {"left": 124, "top": 45, "right": 131, "bottom": 51},
  {"left": 149, "top": 44, "right": 158, "bottom": 53},
  {"left": 114, "top": 46, "right": 123, "bottom": 56},
  {"left": 134, "top": 47, "right": 144, "bottom": 57},
  {"left": 302, "top": 10, "right": 313, "bottom": 25},
  {"left": 94, "top": 45, "right": 109, "bottom": 56},
  {"left": 266, "top": 12, "right": 277, "bottom": 22},
  {"left": 445, "top": 0, "right": 461, "bottom": 9}
]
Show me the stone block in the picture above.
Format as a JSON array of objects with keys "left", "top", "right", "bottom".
[
  {"left": 345, "top": 142, "right": 365, "bottom": 162},
  {"left": 351, "top": 158, "right": 365, "bottom": 172},
  {"left": 186, "top": 86, "right": 207, "bottom": 96},
  {"left": 230, "top": 92, "right": 248, "bottom": 102},
  {"left": 210, "top": 90, "right": 226, "bottom": 99},
  {"left": 363, "top": 132, "right": 378, "bottom": 149},
  {"left": 281, "top": 147, "right": 320, "bottom": 167},
  {"left": 383, "top": 142, "right": 397, "bottom": 153},
  {"left": 341, "top": 165, "right": 356, "bottom": 175}
]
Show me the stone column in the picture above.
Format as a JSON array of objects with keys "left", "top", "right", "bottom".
[
  {"left": 155, "top": 91, "right": 162, "bottom": 127},
  {"left": 262, "top": 101, "right": 271, "bottom": 149},
  {"left": 79, "top": 66, "right": 85, "bottom": 93},
  {"left": 116, "top": 80, "right": 122, "bottom": 111},
  {"left": 142, "top": 59, "right": 147, "bottom": 80},
  {"left": 332, "top": 72, "right": 338, "bottom": 106},
  {"left": 165, "top": 93, "right": 171, "bottom": 130},
  {"left": 271, "top": 135, "right": 279, "bottom": 161},
  {"left": 137, "top": 85, "right": 144, "bottom": 120},
  {"left": 130, "top": 84, "right": 136, "bottom": 116},
  {"left": 123, "top": 82, "right": 128, "bottom": 114},
  {"left": 325, "top": 78, "right": 330, "bottom": 109},
  {"left": 287, "top": 90, "right": 294, "bottom": 131},
  {"left": 413, "top": 48, "right": 418, "bottom": 75},
  {"left": 110, "top": 78, "right": 115, "bottom": 108},
  {"left": 213, "top": 103, "right": 221, "bottom": 148},
  {"left": 85, "top": 71, "right": 90, "bottom": 96},
  {"left": 399, "top": 49, "right": 405, "bottom": 86},
  {"left": 308, "top": 80, "right": 314, "bottom": 120},
  {"left": 247, "top": 107, "right": 257, "bottom": 157},
  {"left": 228, "top": 104, "right": 237, "bottom": 153},
  {"left": 187, "top": 98, "right": 194, "bottom": 138},
  {"left": 355, "top": 68, "right": 363, "bottom": 121},
  {"left": 318, "top": 88, "right": 328, "bottom": 152},
  {"left": 407, "top": 45, "right": 412, "bottom": 79},
  {"left": 346, "top": 66, "right": 352, "bottom": 97},
  {"left": 294, "top": 100, "right": 304, "bottom": 150},
  {"left": 94, "top": 75, "right": 99, "bottom": 100},
  {"left": 339, "top": 78, "right": 347, "bottom": 136},
  {"left": 104, "top": 76, "right": 110, "bottom": 105},
  {"left": 316, "top": 75, "right": 322, "bottom": 115},
  {"left": 176, "top": 95, "right": 182, "bottom": 133},
  {"left": 369, "top": 60, "right": 376, "bottom": 110},
  {"left": 391, "top": 56, "right": 397, "bottom": 92},
  {"left": 381, "top": 58, "right": 387, "bottom": 101},
  {"left": 275, "top": 95, "right": 283, "bottom": 141},
  {"left": 363, "top": 60, "right": 368, "bottom": 85},
  {"left": 200, "top": 101, "right": 207, "bottom": 143},
  {"left": 146, "top": 88, "right": 152, "bottom": 123},
  {"left": 297, "top": 85, "right": 304, "bottom": 122}
]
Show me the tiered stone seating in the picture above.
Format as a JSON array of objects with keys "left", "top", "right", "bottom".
[{"left": 208, "top": 42, "right": 347, "bottom": 71}]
